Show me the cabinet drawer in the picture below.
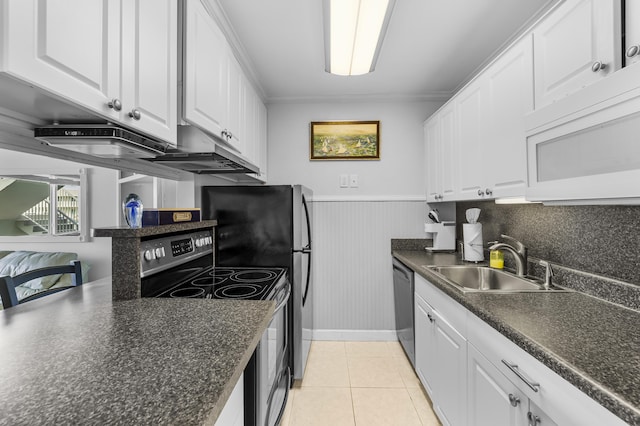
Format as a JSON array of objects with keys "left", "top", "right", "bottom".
[
  {"left": 466, "top": 311, "right": 627, "bottom": 426},
  {"left": 415, "top": 274, "right": 467, "bottom": 336}
]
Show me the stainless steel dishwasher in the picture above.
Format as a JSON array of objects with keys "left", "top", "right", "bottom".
[{"left": 392, "top": 258, "right": 415, "bottom": 367}]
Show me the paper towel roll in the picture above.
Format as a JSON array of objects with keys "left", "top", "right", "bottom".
[{"left": 463, "top": 223, "right": 484, "bottom": 262}]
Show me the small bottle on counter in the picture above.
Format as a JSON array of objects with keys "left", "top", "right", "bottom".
[{"left": 489, "top": 250, "right": 504, "bottom": 269}]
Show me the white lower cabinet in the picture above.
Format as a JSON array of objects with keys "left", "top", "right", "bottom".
[
  {"left": 467, "top": 344, "right": 527, "bottom": 426},
  {"left": 214, "top": 372, "right": 244, "bottom": 426},
  {"left": 414, "top": 274, "right": 628, "bottom": 426},
  {"left": 415, "top": 275, "right": 467, "bottom": 426}
]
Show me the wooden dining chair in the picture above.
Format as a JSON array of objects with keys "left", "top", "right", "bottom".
[{"left": 0, "top": 260, "right": 83, "bottom": 309}]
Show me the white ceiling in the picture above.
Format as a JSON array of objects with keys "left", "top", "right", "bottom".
[{"left": 217, "top": 0, "right": 557, "bottom": 103}]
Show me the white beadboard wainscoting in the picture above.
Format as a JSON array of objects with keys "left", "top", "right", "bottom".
[{"left": 311, "top": 197, "right": 427, "bottom": 341}]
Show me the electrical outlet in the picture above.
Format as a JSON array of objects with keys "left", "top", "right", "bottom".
[
  {"left": 349, "top": 174, "right": 359, "bottom": 188},
  {"left": 339, "top": 174, "right": 349, "bottom": 188}
]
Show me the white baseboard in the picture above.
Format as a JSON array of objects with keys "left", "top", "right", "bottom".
[{"left": 312, "top": 329, "right": 398, "bottom": 341}]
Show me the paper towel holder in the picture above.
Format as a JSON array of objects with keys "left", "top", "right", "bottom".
[{"left": 424, "top": 221, "right": 456, "bottom": 251}]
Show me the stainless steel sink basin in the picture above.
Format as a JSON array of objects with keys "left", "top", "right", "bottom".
[{"left": 424, "top": 265, "right": 560, "bottom": 293}]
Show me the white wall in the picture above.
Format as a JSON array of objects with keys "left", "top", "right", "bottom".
[
  {"left": 268, "top": 99, "right": 444, "bottom": 338},
  {"left": 268, "top": 100, "right": 441, "bottom": 198},
  {"left": 0, "top": 148, "right": 119, "bottom": 280}
]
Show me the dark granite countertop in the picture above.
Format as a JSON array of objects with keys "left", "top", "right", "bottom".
[
  {"left": 393, "top": 249, "right": 640, "bottom": 425},
  {"left": 92, "top": 220, "right": 218, "bottom": 238},
  {"left": 0, "top": 277, "right": 273, "bottom": 425}
]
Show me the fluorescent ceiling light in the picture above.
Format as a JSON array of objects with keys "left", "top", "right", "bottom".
[{"left": 323, "top": 0, "right": 396, "bottom": 76}]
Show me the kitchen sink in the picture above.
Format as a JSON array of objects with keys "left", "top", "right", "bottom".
[{"left": 424, "top": 265, "right": 562, "bottom": 293}]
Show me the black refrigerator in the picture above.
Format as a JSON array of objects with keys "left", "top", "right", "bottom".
[{"left": 201, "top": 185, "right": 313, "bottom": 382}]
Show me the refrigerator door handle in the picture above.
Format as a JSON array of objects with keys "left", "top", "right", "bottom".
[
  {"left": 301, "top": 193, "right": 312, "bottom": 306},
  {"left": 302, "top": 249, "right": 311, "bottom": 306}
]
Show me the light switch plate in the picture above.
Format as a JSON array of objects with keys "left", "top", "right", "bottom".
[
  {"left": 340, "top": 174, "right": 349, "bottom": 188},
  {"left": 349, "top": 174, "right": 359, "bottom": 187}
]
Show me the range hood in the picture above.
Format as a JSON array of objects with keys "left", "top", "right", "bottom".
[
  {"left": 34, "top": 124, "right": 168, "bottom": 159},
  {"left": 33, "top": 123, "right": 259, "bottom": 175},
  {"left": 147, "top": 125, "right": 260, "bottom": 175}
]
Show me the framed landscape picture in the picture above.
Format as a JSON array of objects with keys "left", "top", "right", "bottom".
[{"left": 310, "top": 121, "right": 380, "bottom": 160}]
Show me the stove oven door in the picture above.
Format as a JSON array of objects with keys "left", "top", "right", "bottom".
[{"left": 248, "top": 281, "right": 290, "bottom": 426}]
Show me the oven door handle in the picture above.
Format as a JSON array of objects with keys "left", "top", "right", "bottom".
[
  {"left": 272, "top": 367, "right": 291, "bottom": 426},
  {"left": 273, "top": 281, "right": 291, "bottom": 315}
]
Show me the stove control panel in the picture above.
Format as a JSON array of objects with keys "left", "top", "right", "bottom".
[{"left": 139, "top": 229, "right": 214, "bottom": 277}]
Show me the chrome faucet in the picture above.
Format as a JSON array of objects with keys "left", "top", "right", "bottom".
[
  {"left": 538, "top": 260, "right": 553, "bottom": 290},
  {"left": 488, "top": 235, "right": 528, "bottom": 276}
]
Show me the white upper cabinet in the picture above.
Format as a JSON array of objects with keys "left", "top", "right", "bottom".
[
  {"left": 532, "top": 0, "right": 621, "bottom": 109},
  {"left": 225, "top": 53, "right": 245, "bottom": 153},
  {"left": 121, "top": 0, "right": 177, "bottom": 144},
  {"left": 424, "top": 103, "right": 456, "bottom": 202},
  {"left": 424, "top": 117, "right": 441, "bottom": 202},
  {"left": 484, "top": 35, "right": 533, "bottom": 199},
  {"left": 182, "top": 0, "right": 266, "bottom": 166},
  {"left": 182, "top": 0, "right": 228, "bottom": 140},
  {"left": 429, "top": 35, "right": 533, "bottom": 202},
  {"left": 456, "top": 80, "right": 486, "bottom": 200},
  {"left": 1, "top": 0, "right": 120, "bottom": 121},
  {"left": 0, "top": 0, "right": 177, "bottom": 145},
  {"left": 625, "top": 1, "right": 640, "bottom": 66}
]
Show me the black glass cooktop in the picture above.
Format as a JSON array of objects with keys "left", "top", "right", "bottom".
[{"left": 154, "top": 266, "right": 286, "bottom": 301}]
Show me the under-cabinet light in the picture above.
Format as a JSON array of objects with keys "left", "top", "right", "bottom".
[
  {"left": 323, "top": 0, "right": 396, "bottom": 76},
  {"left": 494, "top": 197, "right": 541, "bottom": 205}
]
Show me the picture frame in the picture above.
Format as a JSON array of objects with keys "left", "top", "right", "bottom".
[{"left": 310, "top": 121, "right": 380, "bottom": 160}]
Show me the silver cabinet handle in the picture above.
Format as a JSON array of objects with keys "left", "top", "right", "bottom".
[
  {"left": 427, "top": 313, "right": 435, "bottom": 323},
  {"left": 627, "top": 45, "right": 640, "bottom": 58},
  {"left": 128, "top": 109, "right": 141, "bottom": 120},
  {"left": 508, "top": 394, "right": 520, "bottom": 407},
  {"left": 591, "top": 61, "right": 606, "bottom": 72},
  {"left": 527, "top": 412, "right": 541, "bottom": 426},
  {"left": 501, "top": 360, "right": 540, "bottom": 392},
  {"left": 107, "top": 98, "right": 122, "bottom": 111},
  {"left": 478, "top": 189, "right": 485, "bottom": 197},
  {"left": 485, "top": 188, "right": 493, "bottom": 196}
]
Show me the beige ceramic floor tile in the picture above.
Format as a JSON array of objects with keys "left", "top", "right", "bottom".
[
  {"left": 393, "top": 353, "right": 422, "bottom": 388},
  {"left": 347, "top": 356, "right": 405, "bottom": 388},
  {"left": 407, "top": 386, "right": 442, "bottom": 426},
  {"left": 280, "top": 387, "right": 297, "bottom": 426},
  {"left": 351, "top": 387, "right": 422, "bottom": 426},
  {"left": 386, "top": 341, "right": 407, "bottom": 358},
  {"left": 310, "top": 340, "right": 346, "bottom": 356},
  {"left": 301, "top": 350, "right": 350, "bottom": 387},
  {"left": 345, "top": 341, "right": 393, "bottom": 358},
  {"left": 288, "top": 387, "right": 355, "bottom": 426}
]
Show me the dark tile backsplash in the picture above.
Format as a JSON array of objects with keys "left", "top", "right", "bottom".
[{"left": 456, "top": 200, "right": 640, "bottom": 308}]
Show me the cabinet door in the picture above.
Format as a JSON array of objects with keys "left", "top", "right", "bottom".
[
  {"left": 424, "top": 118, "right": 441, "bottom": 202},
  {"left": 256, "top": 99, "right": 268, "bottom": 181},
  {"left": 533, "top": 0, "right": 620, "bottom": 109},
  {"left": 182, "top": 0, "right": 228, "bottom": 139},
  {"left": 414, "top": 294, "right": 437, "bottom": 397},
  {"left": 432, "top": 309, "right": 467, "bottom": 426},
  {"left": 2, "top": 0, "right": 120, "bottom": 120},
  {"left": 121, "top": 0, "right": 177, "bottom": 145},
  {"left": 526, "top": 401, "right": 558, "bottom": 426},
  {"left": 468, "top": 344, "right": 527, "bottom": 426},
  {"left": 484, "top": 35, "right": 533, "bottom": 199},
  {"left": 626, "top": 1, "right": 640, "bottom": 67},
  {"left": 456, "top": 81, "right": 486, "bottom": 200},
  {"left": 439, "top": 104, "right": 457, "bottom": 200},
  {"left": 226, "top": 54, "right": 245, "bottom": 153}
]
